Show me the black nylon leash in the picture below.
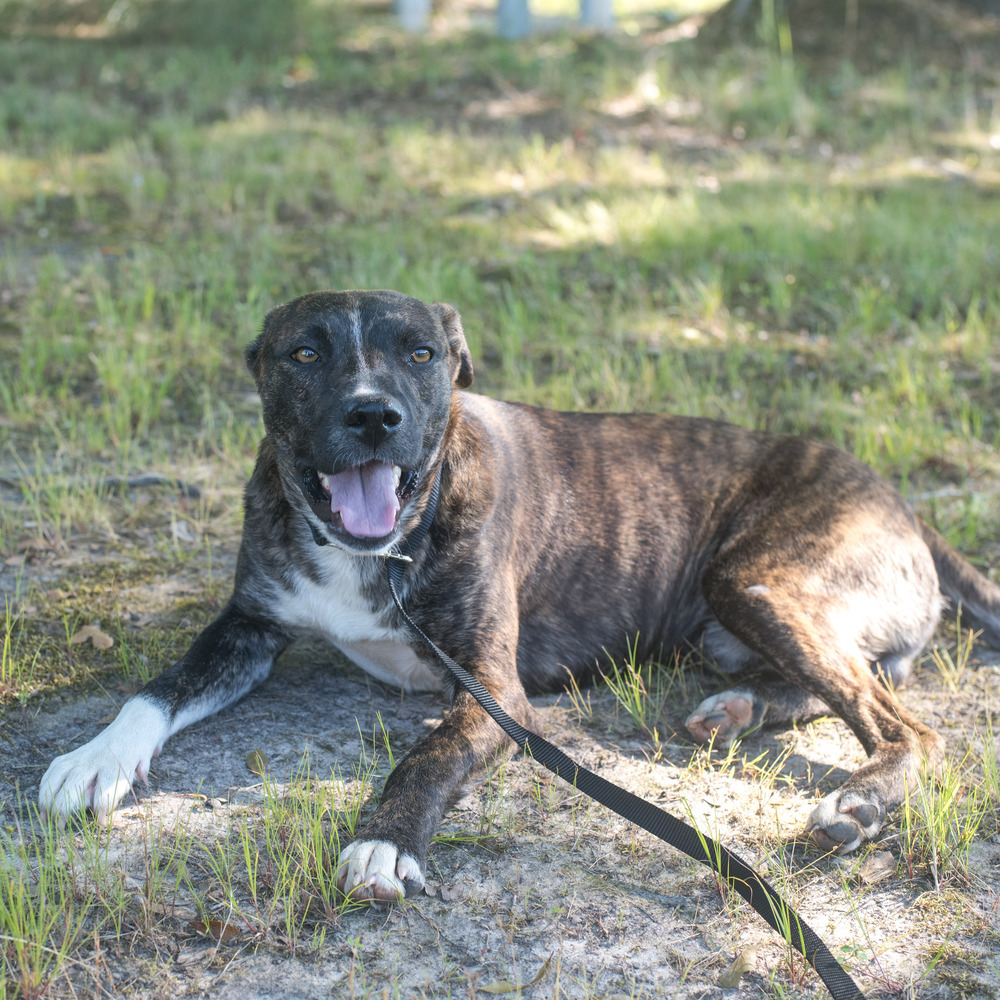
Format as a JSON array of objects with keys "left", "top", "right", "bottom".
[{"left": 385, "top": 468, "right": 865, "bottom": 1000}]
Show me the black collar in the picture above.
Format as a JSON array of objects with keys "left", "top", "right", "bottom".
[{"left": 393, "top": 464, "right": 442, "bottom": 561}]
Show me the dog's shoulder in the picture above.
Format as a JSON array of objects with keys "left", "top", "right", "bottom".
[{"left": 235, "top": 437, "right": 321, "bottom": 588}]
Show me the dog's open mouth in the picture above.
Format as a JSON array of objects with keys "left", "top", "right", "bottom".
[{"left": 302, "top": 462, "right": 419, "bottom": 540}]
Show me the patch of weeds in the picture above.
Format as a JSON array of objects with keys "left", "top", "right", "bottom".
[
  {"left": 0, "top": 812, "right": 107, "bottom": 999},
  {"left": 190, "top": 753, "right": 382, "bottom": 952},
  {"left": 1, "top": 594, "right": 41, "bottom": 701},
  {"left": 1, "top": 610, "right": 78, "bottom": 705},
  {"left": 731, "top": 742, "right": 798, "bottom": 797},
  {"left": 120, "top": 0, "right": 313, "bottom": 52},
  {"left": 599, "top": 637, "right": 688, "bottom": 743},
  {"left": 4, "top": 556, "right": 216, "bottom": 698},
  {"left": 684, "top": 725, "right": 749, "bottom": 780},
  {"left": 923, "top": 939, "right": 999, "bottom": 999},
  {"left": 476, "top": 754, "right": 520, "bottom": 844},
  {"left": 113, "top": 613, "right": 190, "bottom": 690},
  {"left": 761, "top": 860, "right": 818, "bottom": 995},
  {"left": 126, "top": 812, "right": 196, "bottom": 939},
  {"left": 0, "top": 723, "right": 399, "bottom": 987},
  {"left": 561, "top": 666, "right": 595, "bottom": 724},
  {"left": 242, "top": 725, "right": 397, "bottom": 931},
  {"left": 900, "top": 732, "right": 999, "bottom": 889},
  {"left": 527, "top": 770, "right": 570, "bottom": 823},
  {"left": 834, "top": 939, "right": 874, "bottom": 976},
  {"left": 930, "top": 619, "right": 978, "bottom": 694}
]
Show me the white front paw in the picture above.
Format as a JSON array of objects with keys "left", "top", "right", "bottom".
[
  {"left": 336, "top": 839, "right": 425, "bottom": 902},
  {"left": 38, "top": 697, "right": 170, "bottom": 820},
  {"left": 40, "top": 743, "right": 143, "bottom": 820}
]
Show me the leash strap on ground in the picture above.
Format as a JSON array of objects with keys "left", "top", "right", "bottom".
[{"left": 386, "top": 469, "right": 866, "bottom": 1000}]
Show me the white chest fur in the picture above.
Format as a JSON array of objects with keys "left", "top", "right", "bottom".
[{"left": 268, "top": 545, "right": 444, "bottom": 693}]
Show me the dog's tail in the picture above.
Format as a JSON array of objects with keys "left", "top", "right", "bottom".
[{"left": 921, "top": 519, "right": 1000, "bottom": 648}]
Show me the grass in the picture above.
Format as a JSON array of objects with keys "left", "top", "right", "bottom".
[
  {"left": 930, "top": 620, "right": 979, "bottom": 694},
  {"left": 0, "top": 723, "right": 394, "bottom": 998},
  {"left": 1, "top": 0, "right": 1000, "bottom": 996},
  {"left": 900, "top": 724, "right": 1000, "bottom": 891},
  {"left": 599, "top": 636, "right": 676, "bottom": 742}
]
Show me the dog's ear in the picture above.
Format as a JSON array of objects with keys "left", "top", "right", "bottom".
[
  {"left": 244, "top": 336, "right": 263, "bottom": 384},
  {"left": 431, "top": 302, "right": 474, "bottom": 388}
]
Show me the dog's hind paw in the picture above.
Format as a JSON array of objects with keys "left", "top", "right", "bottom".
[
  {"left": 38, "top": 696, "right": 169, "bottom": 821},
  {"left": 336, "top": 839, "right": 425, "bottom": 903},
  {"left": 685, "top": 691, "right": 755, "bottom": 746},
  {"left": 805, "top": 791, "right": 886, "bottom": 853}
]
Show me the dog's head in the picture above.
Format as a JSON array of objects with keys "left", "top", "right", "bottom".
[{"left": 246, "top": 290, "right": 473, "bottom": 554}]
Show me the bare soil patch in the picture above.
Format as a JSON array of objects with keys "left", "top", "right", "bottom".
[{"left": 5, "top": 597, "right": 1000, "bottom": 997}]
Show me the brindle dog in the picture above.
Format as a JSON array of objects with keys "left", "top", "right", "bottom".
[{"left": 40, "top": 290, "right": 1000, "bottom": 901}]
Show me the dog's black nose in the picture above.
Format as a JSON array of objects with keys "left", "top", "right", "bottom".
[{"left": 344, "top": 399, "right": 403, "bottom": 449}]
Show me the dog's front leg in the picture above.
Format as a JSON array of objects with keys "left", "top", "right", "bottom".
[
  {"left": 39, "top": 603, "right": 289, "bottom": 821},
  {"left": 336, "top": 631, "right": 535, "bottom": 902}
]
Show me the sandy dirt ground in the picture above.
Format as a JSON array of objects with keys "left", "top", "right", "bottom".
[{"left": 3, "top": 541, "right": 1000, "bottom": 1000}]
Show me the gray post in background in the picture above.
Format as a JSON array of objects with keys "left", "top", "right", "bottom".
[
  {"left": 498, "top": 0, "right": 531, "bottom": 39},
  {"left": 397, "top": 0, "right": 613, "bottom": 38},
  {"left": 396, "top": 0, "right": 431, "bottom": 32},
  {"left": 580, "top": 0, "right": 614, "bottom": 30}
]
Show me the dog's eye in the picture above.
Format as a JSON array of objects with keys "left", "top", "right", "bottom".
[
  {"left": 292, "top": 347, "right": 318, "bottom": 364},
  {"left": 410, "top": 348, "right": 433, "bottom": 364}
]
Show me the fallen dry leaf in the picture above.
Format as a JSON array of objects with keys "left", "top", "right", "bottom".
[
  {"left": 245, "top": 749, "right": 268, "bottom": 776},
  {"left": 479, "top": 956, "right": 551, "bottom": 994},
  {"left": 718, "top": 948, "right": 756, "bottom": 988},
  {"left": 858, "top": 850, "right": 896, "bottom": 885},
  {"left": 69, "top": 624, "right": 114, "bottom": 649},
  {"left": 188, "top": 919, "right": 241, "bottom": 943}
]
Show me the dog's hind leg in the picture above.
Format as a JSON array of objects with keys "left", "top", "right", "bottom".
[
  {"left": 686, "top": 620, "right": 829, "bottom": 743},
  {"left": 685, "top": 649, "right": 919, "bottom": 746},
  {"left": 700, "top": 557, "right": 943, "bottom": 853},
  {"left": 921, "top": 519, "right": 1000, "bottom": 647},
  {"left": 685, "top": 678, "right": 828, "bottom": 745}
]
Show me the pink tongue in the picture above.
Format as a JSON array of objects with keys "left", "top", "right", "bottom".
[{"left": 326, "top": 461, "right": 400, "bottom": 538}]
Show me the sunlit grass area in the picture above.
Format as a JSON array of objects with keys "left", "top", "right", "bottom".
[{"left": 2, "top": 12, "right": 997, "bottom": 578}]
